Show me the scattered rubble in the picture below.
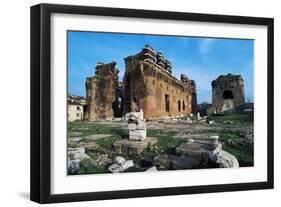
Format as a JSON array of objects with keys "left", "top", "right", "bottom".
[
  {"left": 108, "top": 157, "right": 134, "bottom": 173},
  {"left": 68, "top": 147, "right": 90, "bottom": 161},
  {"left": 95, "top": 154, "right": 111, "bottom": 166},
  {"left": 227, "top": 131, "right": 253, "bottom": 148},
  {"left": 68, "top": 147, "right": 91, "bottom": 174},
  {"left": 154, "top": 154, "right": 200, "bottom": 170},
  {"left": 175, "top": 136, "right": 239, "bottom": 168},
  {"left": 68, "top": 160, "right": 80, "bottom": 174},
  {"left": 114, "top": 156, "right": 126, "bottom": 164}
]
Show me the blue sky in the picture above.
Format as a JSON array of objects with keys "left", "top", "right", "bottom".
[{"left": 68, "top": 31, "right": 254, "bottom": 104}]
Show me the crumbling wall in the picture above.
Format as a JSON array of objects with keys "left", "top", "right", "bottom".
[
  {"left": 123, "top": 45, "right": 196, "bottom": 120},
  {"left": 211, "top": 74, "right": 245, "bottom": 113},
  {"left": 86, "top": 45, "right": 197, "bottom": 121},
  {"left": 86, "top": 62, "right": 119, "bottom": 121}
]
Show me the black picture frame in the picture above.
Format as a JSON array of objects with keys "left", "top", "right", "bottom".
[{"left": 30, "top": 3, "right": 274, "bottom": 204}]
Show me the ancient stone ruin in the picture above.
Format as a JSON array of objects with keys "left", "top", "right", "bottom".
[
  {"left": 85, "top": 61, "right": 119, "bottom": 121},
  {"left": 209, "top": 73, "right": 245, "bottom": 114},
  {"left": 113, "top": 111, "right": 157, "bottom": 155},
  {"left": 174, "top": 136, "right": 239, "bottom": 168},
  {"left": 85, "top": 45, "right": 197, "bottom": 121},
  {"left": 126, "top": 110, "right": 146, "bottom": 141}
]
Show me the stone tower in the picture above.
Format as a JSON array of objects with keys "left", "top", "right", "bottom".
[
  {"left": 86, "top": 62, "right": 119, "bottom": 121},
  {"left": 211, "top": 73, "right": 245, "bottom": 113}
]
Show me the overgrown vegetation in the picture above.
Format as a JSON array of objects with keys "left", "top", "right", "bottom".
[
  {"left": 211, "top": 112, "right": 253, "bottom": 126},
  {"left": 212, "top": 112, "right": 254, "bottom": 167},
  {"left": 218, "top": 131, "right": 253, "bottom": 167},
  {"left": 69, "top": 112, "right": 254, "bottom": 174}
]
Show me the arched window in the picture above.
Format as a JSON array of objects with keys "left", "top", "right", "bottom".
[
  {"left": 183, "top": 100, "right": 185, "bottom": 111},
  {"left": 178, "top": 100, "right": 181, "bottom": 112},
  {"left": 165, "top": 94, "right": 170, "bottom": 112},
  {"left": 223, "top": 90, "right": 234, "bottom": 99}
]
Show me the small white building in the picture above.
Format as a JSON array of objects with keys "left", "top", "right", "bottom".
[{"left": 68, "top": 95, "right": 87, "bottom": 122}]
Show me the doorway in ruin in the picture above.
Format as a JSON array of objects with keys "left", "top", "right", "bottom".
[
  {"left": 112, "top": 96, "right": 124, "bottom": 117},
  {"left": 178, "top": 100, "right": 181, "bottom": 112},
  {"left": 123, "top": 75, "right": 131, "bottom": 114},
  {"left": 223, "top": 90, "right": 234, "bottom": 99},
  {"left": 183, "top": 100, "right": 185, "bottom": 111},
  {"left": 165, "top": 94, "right": 170, "bottom": 112},
  {"left": 222, "top": 90, "right": 234, "bottom": 112}
]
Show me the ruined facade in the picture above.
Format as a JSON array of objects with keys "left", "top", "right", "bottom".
[
  {"left": 86, "top": 45, "right": 196, "bottom": 121},
  {"left": 86, "top": 62, "right": 120, "bottom": 121},
  {"left": 122, "top": 45, "right": 197, "bottom": 119},
  {"left": 210, "top": 74, "right": 245, "bottom": 113}
]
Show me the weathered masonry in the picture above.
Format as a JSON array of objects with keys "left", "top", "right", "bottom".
[
  {"left": 86, "top": 62, "right": 120, "bottom": 121},
  {"left": 122, "top": 45, "right": 197, "bottom": 120},
  {"left": 210, "top": 73, "right": 245, "bottom": 113},
  {"left": 86, "top": 45, "right": 197, "bottom": 121}
]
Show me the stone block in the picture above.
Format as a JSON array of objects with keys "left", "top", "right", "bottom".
[
  {"left": 113, "top": 137, "right": 158, "bottom": 155},
  {"left": 215, "top": 150, "right": 239, "bottom": 168},
  {"left": 68, "top": 160, "right": 80, "bottom": 174},
  {"left": 171, "top": 155, "right": 200, "bottom": 170},
  {"left": 68, "top": 147, "right": 90, "bottom": 161},
  {"left": 120, "top": 160, "right": 134, "bottom": 170},
  {"left": 77, "top": 142, "right": 99, "bottom": 152},
  {"left": 129, "top": 129, "right": 146, "bottom": 141},
  {"left": 128, "top": 123, "right": 137, "bottom": 130},
  {"left": 68, "top": 147, "right": 85, "bottom": 155},
  {"left": 125, "top": 111, "right": 144, "bottom": 121},
  {"left": 135, "top": 121, "right": 146, "bottom": 130},
  {"left": 114, "top": 156, "right": 126, "bottom": 164},
  {"left": 108, "top": 163, "right": 122, "bottom": 173}
]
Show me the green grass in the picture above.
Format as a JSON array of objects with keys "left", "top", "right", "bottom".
[
  {"left": 211, "top": 112, "right": 253, "bottom": 126},
  {"left": 68, "top": 122, "right": 128, "bottom": 138},
  {"left": 68, "top": 122, "right": 183, "bottom": 174},
  {"left": 223, "top": 144, "right": 253, "bottom": 167},
  {"left": 96, "top": 136, "right": 122, "bottom": 150},
  {"left": 218, "top": 131, "right": 253, "bottom": 167},
  {"left": 69, "top": 114, "right": 254, "bottom": 173},
  {"left": 218, "top": 131, "right": 240, "bottom": 142},
  {"left": 141, "top": 130, "right": 184, "bottom": 157},
  {"left": 77, "top": 164, "right": 109, "bottom": 174}
]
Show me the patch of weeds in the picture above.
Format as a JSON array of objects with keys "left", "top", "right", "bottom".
[
  {"left": 87, "top": 152, "right": 100, "bottom": 160},
  {"left": 68, "top": 121, "right": 128, "bottom": 140},
  {"left": 141, "top": 148, "right": 158, "bottom": 158},
  {"left": 222, "top": 144, "right": 253, "bottom": 167},
  {"left": 218, "top": 131, "right": 240, "bottom": 142},
  {"left": 77, "top": 164, "right": 109, "bottom": 174},
  {"left": 219, "top": 131, "right": 253, "bottom": 167},
  {"left": 96, "top": 136, "right": 122, "bottom": 151},
  {"left": 211, "top": 112, "right": 253, "bottom": 126},
  {"left": 145, "top": 129, "right": 184, "bottom": 155},
  {"left": 154, "top": 135, "right": 182, "bottom": 149}
]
